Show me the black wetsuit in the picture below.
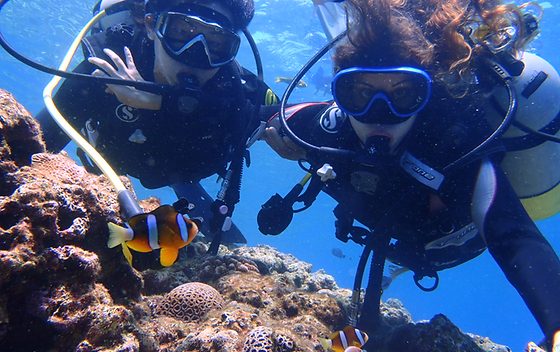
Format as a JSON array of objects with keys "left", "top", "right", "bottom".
[
  {"left": 282, "top": 101, "right": 560, "bottom": 345},
  {"left": 36, "top": 25, "right": 272, "bottom": 189}
]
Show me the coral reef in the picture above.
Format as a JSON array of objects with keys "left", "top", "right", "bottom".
[
  {"left": 0, "top": 89, "right": 515, "bottom": 352},
  {"left": 154, "top": 282, "right": 225, "bottom": 322}
]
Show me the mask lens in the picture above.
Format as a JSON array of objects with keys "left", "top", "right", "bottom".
[
  {"left": 483, "top": 26, "right": 517, "bottom": 53},
  {"left": 333, "top": 67, "right": 432, "bottom": 123},
  {"left": 156, "top": 12, "right": 240, "bottom": 67}
]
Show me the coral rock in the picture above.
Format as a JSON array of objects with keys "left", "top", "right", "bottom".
[
  {"left": 0, "top": 89, "right": 45, "bottom": 171},
  {"left": 180, "top": 327, "right": 240, "bottom": 352},
  {"left": 198, "top": 255, "right": 261, "bottom": 283},
  {"left": 155, "top": 282, "right": 225, "bottom": 322}
]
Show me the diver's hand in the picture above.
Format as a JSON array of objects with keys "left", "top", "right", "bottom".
[
  {"left": 88, "top": 47, "right": 162, "bottom": 110},
  {"left": 263, "top": 126, "right": 306, "bottom": 161},
  {"left": 525, "top": 331, "right": 560, "bottom": 352}
]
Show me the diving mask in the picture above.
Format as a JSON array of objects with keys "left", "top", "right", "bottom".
[
  {"left": 332, "top": 67, "right": 432, "bottom": 124},
  {"left": 155, "top": 11, "right": 241, "bottom": 69}
]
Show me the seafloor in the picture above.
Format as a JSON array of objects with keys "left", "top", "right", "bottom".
[{"left": 0, "top": 88, "right": 512, "bottom": 352}]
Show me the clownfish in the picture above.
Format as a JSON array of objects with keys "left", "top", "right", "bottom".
[
  {"left": 319, "top": 325, "right": 369, "bottom": 352},
  {"left": 343, "top": 348, "right": 363, "bottom": 352},
  {"left": 107, "top": 205, "right": 199, "bottom": 267}
]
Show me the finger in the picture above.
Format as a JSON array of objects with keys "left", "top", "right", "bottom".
[
  {"left": 91, "top": 69, "right": 108, "bottom": 77},
  {"left": 264, "top": 128, "right": 300, "bottom": 160},
  {"left": 264, "top": 127, "right": 285, "bottom": 146},
  {"left": 124, "top": 46, "right": 136, "bottom": 69},
  {"left": 283, "top": 136, "right": 299, "bottom": 150},
  {"left": 88, "top": 57, "right": 118, "bottom": 76},
  {"left": 525, "top": 342, "right": 545, "bottom": 352},
  {"left": 283, "top": 136, "right": 306, "bottom": 160},
  {"left": 103, "top": 48, "right": 127, "bottom": 73}
]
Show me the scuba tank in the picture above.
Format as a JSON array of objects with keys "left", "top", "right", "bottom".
[{"left": 493, "top": 52, "right": 560, "bottom": 220}]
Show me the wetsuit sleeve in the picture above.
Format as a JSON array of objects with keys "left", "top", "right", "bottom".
[
  {"left": 239, "top": 67, "right": 279, "bottom": 107},
  {"left": 34, "top": 60, "right": 102, "bottom": 153},
  {"left": 471, "top": 157, "right": 560, "bottom": 345}
]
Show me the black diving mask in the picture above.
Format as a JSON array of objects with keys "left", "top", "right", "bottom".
[
  {"left": 155, "top": 11, "right": 240, "bottom": 69},
  {"left": 332, "top": 67, "right": 432, "bottom": 124}
]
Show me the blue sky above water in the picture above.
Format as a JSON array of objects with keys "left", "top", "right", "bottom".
[{"left": 1, "top": 0, "right": 560, "bottom": 350}]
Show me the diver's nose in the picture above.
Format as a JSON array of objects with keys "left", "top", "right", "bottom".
[{"left": 367, "top": 98, "right": 392, "bottom": 117}]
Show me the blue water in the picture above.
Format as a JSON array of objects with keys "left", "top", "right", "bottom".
[{"left": 1, "top": 0, "right": 560, "bottom": 350}]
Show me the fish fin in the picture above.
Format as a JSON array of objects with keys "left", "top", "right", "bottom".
[
  {"left": 107, "top": 222, "right": 134, "bottom": 248},
  {"left": 160, "top": 247, "right": 179, "bottom": 267},
  {"left": 121, "top": 243, "right": 133, "bottom": 266},
  {"left": 319, "top": 338, "right": 332, "bottom": 351},
  {"left": 388, "top": 264, "right": 409, "bottom": 280}
]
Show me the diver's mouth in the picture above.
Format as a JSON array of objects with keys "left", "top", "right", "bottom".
[{"left": 367, "top": 131, "right": 393, "bottom": 142}]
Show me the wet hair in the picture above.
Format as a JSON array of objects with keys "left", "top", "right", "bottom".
[
  {"left": 333, "top": 0, "right": 533, "bottom": 97},
  {"left": 145, "top": 0, "right": 254, "bottom": 31}
]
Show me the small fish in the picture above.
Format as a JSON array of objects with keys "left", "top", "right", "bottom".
[
  {"left": 275, "top": 77, "right": 308, "bottom": 87},
  {"left": 319, "top": 326, "right": 369, "bottom": 352},
  {"left": 331, "top": 247, "right": 346, "bottom": 258},
  {"left": 107, "top": 205, "right": 199, "bottom": 267},
  {"left": 310, "top": 66, "right": 332, "bottom": 96}
]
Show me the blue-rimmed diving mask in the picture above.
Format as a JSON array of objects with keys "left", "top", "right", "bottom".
[
  {"left": 332, "top": 66, "right": 432, "bottom": 125},
  {"left": 155, "top": 11, "right": 241, "bottom": 69}
]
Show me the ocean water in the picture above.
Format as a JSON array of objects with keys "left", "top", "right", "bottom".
[{"left": 1, "top": 0, "right": 560, "bottom": 350}]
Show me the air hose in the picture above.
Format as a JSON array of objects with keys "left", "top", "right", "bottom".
[{"left": 41, "top": 6, "right": 143, "bottom": 220}]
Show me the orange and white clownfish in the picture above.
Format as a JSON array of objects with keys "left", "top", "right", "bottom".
[
  {"left": 319, "top": 325, "right": 369, "bottom": 352},
  {"left": 107, "top": 205, "right": 199, "bottom": 267}
]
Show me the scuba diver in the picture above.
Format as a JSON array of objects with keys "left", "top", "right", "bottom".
[
  {"left": 33, "top": 0, "right": 278, "bottom": 252},
  {"left": 259, "top": 0, "right": 560, "bottom": 349}
]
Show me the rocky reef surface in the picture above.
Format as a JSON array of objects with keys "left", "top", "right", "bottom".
[{"left": 0, "top": 88, "right": 513, "bottom": 352}]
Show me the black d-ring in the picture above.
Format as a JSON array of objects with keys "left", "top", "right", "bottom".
[{"left": 414, "top": 272, "right": 440, "bottom": 292}]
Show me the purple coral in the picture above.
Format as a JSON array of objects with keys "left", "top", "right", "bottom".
[{"left": 154, "top": 282, "right": 225, "bottom": 322}]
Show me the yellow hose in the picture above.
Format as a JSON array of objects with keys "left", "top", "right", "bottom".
[{"left": 42, "top": 9, "right": 127, "bottom": 194}]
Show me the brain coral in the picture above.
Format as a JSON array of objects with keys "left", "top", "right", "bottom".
[
  {"left": 243, "top": 326, "right": 273, "bottom": 352},
  {"left": 155, "top": 282, "right": 225, "bottom": 322}
]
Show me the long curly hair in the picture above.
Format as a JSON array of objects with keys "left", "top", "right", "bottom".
[{"left": 333, "top": 0, "right": 533, "bottom": 97}]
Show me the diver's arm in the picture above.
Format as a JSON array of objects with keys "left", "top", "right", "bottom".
[
  {"left": 471, "top": 157, "right": 560, "bottom": 348},
  {"left": 88, "top": 47, "right": 162, "bottom": 110}
]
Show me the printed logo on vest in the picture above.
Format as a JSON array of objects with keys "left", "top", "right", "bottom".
[
  {"left": 400, "top": 151, "right": 445, "bottom": 190},
  {"left": 115, "top": 104, "right": 139, "bottom": 123},
  {"left": 350, "top": 171, "right": 380, "bottom": 195},
  {"left": 425, "top": 223, "right": 479, "bottom": 250},
  {"left": 320, "top": 106, "right": 346, "bottom": 133}
]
